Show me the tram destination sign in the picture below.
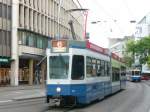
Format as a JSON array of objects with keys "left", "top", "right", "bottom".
[{"left": 51, "top": 40, "right": 67, "bottom": 53}]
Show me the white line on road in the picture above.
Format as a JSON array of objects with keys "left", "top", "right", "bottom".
[{"left": 0, "top": 100, "right": 13, "bottom": 103}]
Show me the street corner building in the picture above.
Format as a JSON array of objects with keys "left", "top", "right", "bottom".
[{"left": 0, "top": 0, "right": 84, "bottom": 86}]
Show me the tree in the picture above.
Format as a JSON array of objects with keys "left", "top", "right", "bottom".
[
  {"left": 124, "top": 36, "right": 150, "bottom": 67},
  {"left": 137, "top": 36, "right": 150, "bottom": 66},
  {"left": 124, "top": 39, "right": 136, "bottom": 67}
]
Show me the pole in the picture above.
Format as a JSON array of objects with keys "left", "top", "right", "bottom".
[
  {"left": 83, "top": 11, "right": 88, "bottom": 39},
  {"left": 57, "top": 0, "right": 63, "bottom": 40}
]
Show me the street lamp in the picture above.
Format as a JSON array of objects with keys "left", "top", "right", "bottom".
[
  {"left": 130, "top": 20, "right": 136, "bottom": 23},
  {"left": 91, "top": 21, "right": 101, "bottom": 24}
]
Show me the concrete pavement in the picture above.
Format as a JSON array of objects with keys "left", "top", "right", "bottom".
[{"left": 0, "top": 85, "right": 46, "bottom": 103}]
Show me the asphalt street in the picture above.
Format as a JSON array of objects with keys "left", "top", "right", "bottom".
[{"left": 0, "top": 81, "right": 150, "bottom": 112}]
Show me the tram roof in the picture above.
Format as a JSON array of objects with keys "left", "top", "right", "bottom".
[{"left": 49, "top": 39, "right": 125, "bottom": 63}]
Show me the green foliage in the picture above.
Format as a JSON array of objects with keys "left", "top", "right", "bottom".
[
  {"left": 147, "top": 56, "right": 150, "bottom": 67},
  {"left": 124, "top": 36, "right": 150, "bottom": 67},
  {"left": 123, "top": 55, "right": 134, "bottom": 67},
  {"left": 124, "top": 39, "right": 136, "bottom": 67}
]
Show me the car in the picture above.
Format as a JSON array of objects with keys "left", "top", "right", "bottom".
[{"left": 141, "top": 75, "right": 150, "bottom": 80}]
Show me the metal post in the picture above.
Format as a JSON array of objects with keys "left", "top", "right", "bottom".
[
  {"left": 57, "top": 0, "right": 63, "bottom": 40},
  {"left": 83, "top": 11, "right": 88, "bottom": 39}
]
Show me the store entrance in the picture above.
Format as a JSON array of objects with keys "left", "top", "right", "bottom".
[
  {"left": 19, "top": 59, "right": 29, "bottom": 84},
  {"left": 0, "top": 63, "right": 10, "bottom": 86}
]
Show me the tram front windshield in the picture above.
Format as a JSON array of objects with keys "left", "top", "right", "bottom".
[
  {"left": 49, "top": 56, "right": 69, "bottom": 79},
  {"left": 132, "top": 71, "right": 140, "bottom": 76}
]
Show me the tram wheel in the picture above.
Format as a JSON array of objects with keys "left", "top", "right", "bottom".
[{"left": 60, "top": 96, "right": 77, "bottom": 107}]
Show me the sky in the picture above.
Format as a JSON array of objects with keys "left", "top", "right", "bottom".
[{"left": 77, "top": 0, "right": 150, "bottom": 48}]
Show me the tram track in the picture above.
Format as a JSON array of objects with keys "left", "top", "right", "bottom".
[
  {"left": 0, "top": 97, "right": 76, "bottom": 112},
  {"left": 0, "top": 98, "right": 46, "bottom": 110},
  {"left": 45, "top": 104, "right": 76, "bottom": 112}
]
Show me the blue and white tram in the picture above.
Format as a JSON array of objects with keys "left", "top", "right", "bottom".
[
  {"left": 46, "top": 40, "right": 125, "bottom": 106},
  {"left": 129, "top": 68, "right": 141, "bottom": 82},
  {"left": 111, "top": 54, "right": 127, "bottom": 92}
]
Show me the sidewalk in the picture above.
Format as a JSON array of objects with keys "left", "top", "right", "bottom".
[{"left": 0, "top": 85, "right": 46, "bottom": 103}]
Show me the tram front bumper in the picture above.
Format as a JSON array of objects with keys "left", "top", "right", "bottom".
[{"left": 46, "top": 84, "right": 86, "bottom": 96}]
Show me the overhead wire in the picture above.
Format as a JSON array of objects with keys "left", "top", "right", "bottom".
[
  {"left": 121, "top": 0, "right": 135, "bottom": 22},
  {"left": 93, "top": 0, "right": 125, "bottom": 37}
]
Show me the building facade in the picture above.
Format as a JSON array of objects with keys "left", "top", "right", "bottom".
[
  {"left": 0, "top": 0, "right": 84, "bottom": 86},
  {"left": 108, "top": 37, "right": 132, "bottom": 58},
  {"left": 134, "top": 12, "right": 150, "bottom": 74},
  {"left": 134, "top": 12, "right": 150, "bottom": 39},
  {"left": 0, "top": 0, "right": 11, "bottom": 85}
]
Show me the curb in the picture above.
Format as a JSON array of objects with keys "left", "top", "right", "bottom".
[
  {"left": 0, "top": 86, "right": 45, "bottom": 93},
  {"left": 13, "top": 95, "right": 46, "bottom": 101}
]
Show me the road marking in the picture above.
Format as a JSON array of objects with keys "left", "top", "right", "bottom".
[
  {"left": 0, "top": 100, "right": 13, "bottom": 103},
  {"left": 13, "top": 91, "right": 23, "bottom": 94}
]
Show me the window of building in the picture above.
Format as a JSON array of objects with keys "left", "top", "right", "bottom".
[
  {"left": 3, "top": 31, "right": 6, "bottom": 45},
  {"left": 7, "top": 31, "right": 11, "bottom": 46},
  {"left": 21, "top": 32, "right": 26, "bottom": 45},
  {"left": 25, "top": 32, "right": 30, "bottom": 46},
  {"left": 0, "top": 3, "right": 2, "bottom": 17},
  {"left": 18, "top": 31, "right": 48, "bottom": 49},
  {"left": 3, "top": 4, "right": 7, "bottom": 19},
  {"left": 0, "top": 30, "right": 2, "bottom": 45},
  {"left": 37, "top": 36, "right": 43, "bottom": 49},
  {"left": 8, "top": 6, "right": 11, "bottom": 20},
  {"left": 28, "top": 33, "right": 34, "bottom": 47}
]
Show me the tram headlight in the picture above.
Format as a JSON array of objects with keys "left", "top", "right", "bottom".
[{"left": 56, "top": 87, "right": 61, "bottom": 93}]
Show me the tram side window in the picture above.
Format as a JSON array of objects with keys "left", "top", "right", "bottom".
[
  {"left": 96, "top": 59, "right": 101, "bottom": 76},
  {"left": 112, "top": 68, "right": 120, "bottom": 82},
  {"left": 71, "top": 55, "right": 84, "bottom": 80},
  {"left": 91, "top": 58, "right": 97, "bottom": 77},
  {"left": 107, "top": 62, "right": 111, "bottom": 76},
  {"left": 104, "top": 61, "right": 108, "bottom": 76},
  {"left": 86, "top": 57, "right": 92, "bottom": 77},
  {"left": 121, "top": 67, "right": 126, "bottom": 76},
  {"left": 100, "top": 60, "right": 105, "bottom": 76}
]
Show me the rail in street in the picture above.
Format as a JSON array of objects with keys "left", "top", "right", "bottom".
[{"left": 0, "top": 81, "right": 150, "bottom": 112}]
